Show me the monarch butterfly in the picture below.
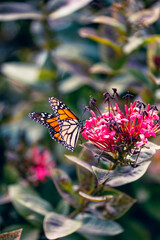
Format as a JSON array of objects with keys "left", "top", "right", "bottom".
[{"left": 28, "top": 97, "right": 83, "bottom": 152}]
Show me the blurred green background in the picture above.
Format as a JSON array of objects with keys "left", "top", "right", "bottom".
[{"left": 0, "top": 0, "right": 160, "bottom": 239}]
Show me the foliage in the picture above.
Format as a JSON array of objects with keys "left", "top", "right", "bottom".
[
  {"left": 0, "top": 0, "right": 160, "bottom": 239},
  {"left": 0, "top": 229, "right": 22, "bottom": 240}
]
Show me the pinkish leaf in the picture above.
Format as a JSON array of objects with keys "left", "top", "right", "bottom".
[{"left": 0, "top": 228, "right": 23, "bottom": 240}]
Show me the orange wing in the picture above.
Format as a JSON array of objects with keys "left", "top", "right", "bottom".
[
  {"left": 29, "top": 97, "right": 83, "bottom": 152},
  {"left": 48, "top": 97, "right": 83, "bottom": 151},
  {"left": 28, "top": 112, "right": 63, "bottom": 143},
  {"left": 58, "top": 109, "right": 78, "bottom": 121}
]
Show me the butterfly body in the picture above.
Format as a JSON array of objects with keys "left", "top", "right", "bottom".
[{"left": 29, "top": 97, "right": 83, "bottom": 151}]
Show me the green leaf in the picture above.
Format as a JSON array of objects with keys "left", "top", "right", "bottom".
[
  {"left": 103, "top": 73, "right": 135, "bottom": 93},
  {"left": 129, "top": 141, "right": 160, "bottom": 162},
  {"left": 8, "top": 184, "right": 39, "bottom": 197},
  {"left": 79, "top": 191, "right": 113, "bottom": 202},
  {"left": 0, "top": 3, "right": 42, "bottom": 21},
  {"left": 39, "top": 68, "right": 56, "bottom": 81},
  {"left": 59, "top": 75, "right": 89, "bottom": 94},
  {"left": 51, "top": 168, "right": 83, "bottom": 207},
  {"left": 54, "top": 42, "right": 98, "bottom": 61},
  {"left": 92, "top": 16, "right": 126, "bottom": 34},
  {"left": 1, "top": 63, "right": 40, "bottom": 85},
  {"left": 44, "top": 212, "right": 82, "bottom": 240},
  {"left": 147, "top": 39, "right": 160, "bottom": 75},
  {"left": 0, "top": 228, "right": 23, "bottom": 240},
  {"left": 92, "top": 167, "right": 110, "bottom": 185},
  {"left": 89, "top": 63, "right": 122, "bottom": 75},
  {"left": 77, "top": 148, "right": 97, "bottom": 194},
  {"left": 127, "top": 68, "right": 151, "bottom": 87},
  {"left": 85, "top": 78, "right": 109, "bottom": 91},
  {"left": 49, "top": 0, "right": 92, "bottom": 20},
  {"left": 124, "top": 35, "right": 160, "bottom": 54},
  {"left": 56, "top": 199, "right": 70, "bottom": 216},
  {"left": 143, "top": 36, "right": 160, "bottom": 45},
  {"left": 2, "top": 225, "right": 40, "bottom": 240},
  {"left": 92, "top": 142, "right": 159, "bottom": 187},
  {"left": 65, "top": 155, "right": 93, "bottom": 173},
  {"left": 9, "top": 184, "right": 53, "bottom": 228},
  {"left": 88, "top": 187, "right": 136, "bottom": 220},
  {"left": 81, "top": 142, "right": 115, "bottom": 164},
  {"left": 79, "top": 28, "right": 122, "bottom": 54},
  {"left": 59, "top": 75, "right": 106, "bottom": 93},
  {"left": 3, "top": 164, "right": 19, "bottom": 184},
  {"left": 148, "top": 72, "right": 160, "bottom": 85},
  {"left": 128, "top": 3, "right": 160, "bottom": 27},
  {"left": 76, "top": 213, "right": 123, "bottom": 236},
  {"left": 123, "top": 36, "right": 144, "bottom": 54},
  {"left": 92, "top": 160, "right": 151, "bottom": 187}
]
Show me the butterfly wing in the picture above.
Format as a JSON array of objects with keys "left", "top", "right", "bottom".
[
  {"left": 48, "top": 97, "right": 83, "bottom": 151},
  {"left": 28, "top": 112, "right": 63, "bottom": 144}
]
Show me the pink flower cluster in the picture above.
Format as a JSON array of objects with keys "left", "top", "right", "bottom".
[
  {"left": 82, "top": 100, "right": 160, "bottom": 157},
  {"left": 29, "top": 147, "right": 55, "bottom": 183}
]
